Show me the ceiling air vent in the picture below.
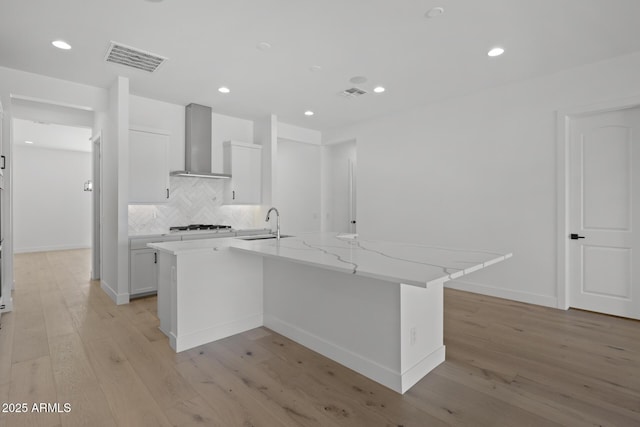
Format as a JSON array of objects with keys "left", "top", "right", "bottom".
[
  {"left": 104, "top": 42, "right": 167, "bottom": 73},
  {"left": 339, "top": 87, "right": 368, "bottom": 98}
]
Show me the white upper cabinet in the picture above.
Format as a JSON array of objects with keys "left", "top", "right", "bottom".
[
  {"left": 223, "top": 141, "right": 262, "bottom": 205},
  {"left": 129, "top": 127, "right": 170, "bottom": 204}
]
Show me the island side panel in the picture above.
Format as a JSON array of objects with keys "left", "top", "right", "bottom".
[
  {"left": 174, "top": 248, "right": 263, "bottom": 352},
  {"left": 262, "top": 257, "right": 403, "bottom": 392},
  {"left": 400, "top": 283, "right": 445, "bottom": 393},
  {"left": 156, "top": 251, "right": 176, "bottom": 337}
]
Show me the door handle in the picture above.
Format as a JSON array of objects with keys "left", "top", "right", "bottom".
[
  {"left": 154, "top": 252, "right": 157, "bottom": 264},
  {"left": 1, "top": 155, "right": 5, "bottom": 170},
  {"left": 570, "top": 234, "right": 585, "bottom": 240}
]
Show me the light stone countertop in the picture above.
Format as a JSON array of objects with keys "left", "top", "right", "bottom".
[
  {"left": 129, "top": 228, "right": 270, "bottom": 239},
  {"left": 149, "top": 232, "right": 512, "bottom": 288}
]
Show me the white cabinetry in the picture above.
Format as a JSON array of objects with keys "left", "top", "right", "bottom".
[
  {"left": 223, "top": 141, "right": 261, "bottom": 205},
  {"left": 129, "top": 235, "right": 180, "bottom": 297},
  {"left": 129, "top": 127, "right": 170, "bottom": 204},
  {"left": 130, "top": 249, "right": 158, "bottom": 296}
]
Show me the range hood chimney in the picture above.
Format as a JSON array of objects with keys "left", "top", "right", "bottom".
[{"left": 170, "top": 103, "right": 231, "bottom": 179}]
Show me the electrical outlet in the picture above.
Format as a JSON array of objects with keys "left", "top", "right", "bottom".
[{"left": 410, "top": 327, "right": 417, "bottom": 345}]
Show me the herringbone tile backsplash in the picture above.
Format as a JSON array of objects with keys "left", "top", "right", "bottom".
[{"left": 128, "top": 176, "right": 260, "bottom": 235}]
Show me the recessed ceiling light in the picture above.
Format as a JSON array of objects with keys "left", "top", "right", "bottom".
[
  {"left": 349, "top": 76, "right": 368, "bottom": 84},
  {"left": 218, "top": 86, "right": 230, "bottom": 94},
  {"left": 256, "top": 42, "right": 272, "bottom": 51},
  {"left": 25, "top": 140, "right": 34, "bottom": 144},
  {"left": 304, "top": 111, "right": 314, "bottom": 116},
  {"left": 373, "top": 86, "right": 386, "bottom": 93},
  {"left": 51, "top": 40, "right": 72, "bottom": 50},
  {"left": 488, "top": 47, "right": 505, "bottom": 57},
  {"left": 425, "top": 7, "right": 444, "bottom": 19},
  {"left": 309, "top": 65, "right": 322, "bottom": 72}
]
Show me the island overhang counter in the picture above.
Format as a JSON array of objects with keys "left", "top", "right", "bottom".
[{"left": 148, "top": 232, "right": 511, "bottom": 394}]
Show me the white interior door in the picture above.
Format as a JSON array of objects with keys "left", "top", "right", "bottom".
[
  {"left": 569, "top": 106, "right": 640, "bottom": 319},
  {"left": 327, "top": 140, "right": 356, "bottom": 233},
  {"left": 348, "top": 159, "right": 357, "bottom": 234}
]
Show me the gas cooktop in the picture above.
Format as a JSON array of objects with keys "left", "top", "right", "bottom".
[{"left": 169, "top": 224, "right": 233, "bottom": 232}]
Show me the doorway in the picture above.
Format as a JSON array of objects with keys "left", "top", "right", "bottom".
[
  {"left": 325, "top": 140, "right": 357, "bottom": 234},
  {"left": 558, "top": 98, "right": 640, "bottom": 319},
  {"left": 12, "top": 119, "right": 93, "bottom": 254}
]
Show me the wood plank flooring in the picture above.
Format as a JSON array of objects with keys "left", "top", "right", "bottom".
[{"left": 0, "top": 249, "right": 638, "bottom": 426}]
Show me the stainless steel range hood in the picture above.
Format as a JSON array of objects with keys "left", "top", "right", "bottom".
[{"left": 170, "top": 103, "right": 231, "bottom": 179}]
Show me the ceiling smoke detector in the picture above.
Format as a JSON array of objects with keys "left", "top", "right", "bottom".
[
  {"left": 104, "top": 41, "right": 167, "bottom": 72},
  {"left": 425, "top": 7, "right": 444, "bottom": 19},
  {"left": 340, "top": 87, "right": 368, "bottom": 98}
]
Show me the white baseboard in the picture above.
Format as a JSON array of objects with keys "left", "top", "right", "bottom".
[
  {"left": 265, "top": 314, "right": 404, "bottom": 393},
  {"left": 100, "top": 280, "right": 129, "bottom": 305},
  {"left": 14, "top": 244, "right": 91, "bottom": 254},
  {"left": 174, "top": 313, "right": 263, "bottom": 353},
  {"left": 446, "top": 280, "right": 557, "bottom": 308},
  {"left": 400, "top": 345, "right": 446, "bottom": 393}
]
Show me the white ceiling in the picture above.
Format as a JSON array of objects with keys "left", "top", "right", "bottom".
[
  {"left": 13, "top": 119, "right": 92, "bottom": 153},
  {"left": 1, "top": 0, "right": 640, "bottom": 131}
]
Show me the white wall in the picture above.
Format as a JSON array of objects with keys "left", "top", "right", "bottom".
[
  {"left": 275, "top": 139, "right": 321, "bottom": 234},
  {"left": 98, "top": 76, "right": 130, "bottom": 304},
  {"left": 13, "top": 146, "right": 91, "bottom": 252},
  {"left": 323, "top": 51, "right": 640, "bottom": 308},
  {"left": 255, "top": 115, "right": 278, "bottom": 208},
  {"left": 212, "top": 112, "right": 254, "bottom": 173},
  {"left": 11, "top": 98, "right": 94, "bottom": 129},
  {"left": 278, "top": 122, "right": 321, "bottom": 145}
]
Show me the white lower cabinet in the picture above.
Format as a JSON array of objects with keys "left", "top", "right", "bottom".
[
  {"left": 130, "top": 249, "right": 158, "bottom": 296},
  {"left": 129, "top": 235, "right": 180, "bottom": 298}
]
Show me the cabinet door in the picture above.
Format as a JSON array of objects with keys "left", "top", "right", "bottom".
[
  {"left": 224, "top": 142, "right": 261, "bottom": 204},
  {"left": 130, "top": 249, "right": 158, "bottom": 296},
  {"left": 129, "top": 128, "right": 170, "bottom": 203}
]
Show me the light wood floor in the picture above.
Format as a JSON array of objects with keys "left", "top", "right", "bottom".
[{"left": 1, "top": 250, "right": 639, "bottom": 426}]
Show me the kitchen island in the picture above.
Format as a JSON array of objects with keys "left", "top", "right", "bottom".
[{"left": 149, "top": 232, "right": 511, "bottom": 393}]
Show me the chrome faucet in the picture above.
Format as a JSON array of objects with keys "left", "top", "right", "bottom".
[{"left": 265, "top": 207, "right": 281, "bottom": 240}]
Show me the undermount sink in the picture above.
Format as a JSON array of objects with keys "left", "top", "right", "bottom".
[{"left": 238, "top": 234, "right": 293, "bottom": 241}]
